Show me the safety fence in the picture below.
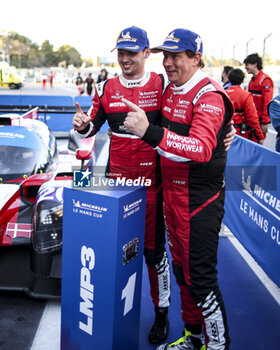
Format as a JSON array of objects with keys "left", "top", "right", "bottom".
[
  {"left": 0, "top": 95, "right": 109, "bottom": 132},
  {"left": 224, "top": 135, "right": 280, "bottom": 287}
]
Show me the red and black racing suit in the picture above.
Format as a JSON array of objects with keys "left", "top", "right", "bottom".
[
  {"left": 226, "top": 85, "right": 264, "bottom": 142},
  {"left": 76, "top": 72, "right": 170, "bottom": 308},
  {"left": 248, "top": 70, "right": 274, "bottom": 137},
  {"left": 141, "top": 70, "right": 233, "bottom": 349}
]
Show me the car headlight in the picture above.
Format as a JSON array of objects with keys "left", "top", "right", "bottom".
[{"left": 32, "top": 200, "right": 63, "bottom": 253}]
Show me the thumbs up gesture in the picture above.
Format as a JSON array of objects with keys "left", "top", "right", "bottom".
[
  {"left": 122, "top": 98, "right": 149, "bottom": 137},
  {"left": 72, "top": 102, "right": 92, "bottom": 131}
]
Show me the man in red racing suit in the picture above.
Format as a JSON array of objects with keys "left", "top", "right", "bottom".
[
  {"left": 123, "top": 28, "right": 233, "bottom": 350},
  {"left": 226, "top": 68, "right": 264, "bottom": 143},
  {"left": 73, "top": 26, "right": 171, "bottom": 345},
  {"left": 244, "top": 53, "right": 274, "bottom": 137}
]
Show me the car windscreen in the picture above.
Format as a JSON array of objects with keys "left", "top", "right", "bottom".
[{"left": 0, "top": 145, "right": 42, "bottom": 181}]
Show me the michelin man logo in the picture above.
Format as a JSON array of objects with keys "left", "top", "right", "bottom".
[
  {"left": 167, "top": 32, "right": 175, "bottom": 39},
  {"left": 242, "top": 168, "right": 252, "bottom": 195},
  {"left": 118, "top": 31, "right": 137, "bottom": 43},
  {"left": 166, "top": 32, "right": 180, "bottom": 43},
  {"left": 73, "top": 169, "right": 91, "bottom": 188},
  {"left": 122, "top": 31, "right": 131, "bottom": 39}
]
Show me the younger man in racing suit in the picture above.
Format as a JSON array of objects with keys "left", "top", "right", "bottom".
[
  {"left": 123, "top": 28, "right": 233, "bottom": 350},
  {"left": 73, "top": 26, "right": 171, "bottom": 344}
]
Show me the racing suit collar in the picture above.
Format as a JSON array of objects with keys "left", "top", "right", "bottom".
[
  {"left": 119, "top": 72, "right": 151, "bottom": 88},
  {"left": 171, "top": 69, "right": 207, "bottom": 95}
]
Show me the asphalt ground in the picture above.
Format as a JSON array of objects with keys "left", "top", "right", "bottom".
[
  {"left": 0, "top": 292, "right": 46, "bottom": 350},
  {"left": 0, "top": 81, "right": 79, "bottom": 96}
]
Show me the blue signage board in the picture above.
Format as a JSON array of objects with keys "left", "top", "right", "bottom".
[
  {"left": 224, "top": 136, "right": 280, "bottom": 287},
  {"left": 0, "top": 95, "right": 75, "bottom": 131},
  {"left": 61, "top": 184, "right": 146, "bottom": 350},
  {"left": 0, "top": 94, "right": 110, "bottom": 132}
]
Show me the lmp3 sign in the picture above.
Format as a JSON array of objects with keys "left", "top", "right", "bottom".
[
  {"left": 61, "top": 183, "right": 146, "bottom": 350},
  {"left": 224, "top": 136, "right": 280, "bottom": 287}
]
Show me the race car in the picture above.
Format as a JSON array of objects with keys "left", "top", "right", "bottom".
[{"left": 0, "top": 107, "right": 96, "bottom": 298}]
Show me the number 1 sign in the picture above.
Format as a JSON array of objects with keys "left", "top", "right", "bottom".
[{"left": 61, "top": 184, "right": 146, "bottom": 350}]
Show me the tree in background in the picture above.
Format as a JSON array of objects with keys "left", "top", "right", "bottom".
[
  {"left": 40, "top": 40, "right": 58, "bottom": 67},
  {"left": 1, "top": 31, "right": 83, "bottom": 68},
  {"left": 10, "top": 39, "right": 29, "bottom": 68},
  {"left": 27, "top": 43, "right": 41, "bottom": 68},
  {"left": 8, "top": 32, "right": 30, "bottom": 67},
  {"left": 56, "top": 45, "right": 82, "bottom": 67}
]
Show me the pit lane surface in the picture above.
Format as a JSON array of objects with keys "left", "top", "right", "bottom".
[
  {"left": 0, "top": 81, "right": 79, "bottom": 96},
  {"left": 0, "top": 292, "right": 46, "bottom": 350}
]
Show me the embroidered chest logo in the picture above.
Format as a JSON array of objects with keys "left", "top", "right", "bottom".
[{"left": 139, "top": 90, "right": 159, "bottom": 108}]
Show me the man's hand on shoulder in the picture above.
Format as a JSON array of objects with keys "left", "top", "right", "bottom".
[{"left": 224, "top": 124, "right": 236, "bottom": 151}]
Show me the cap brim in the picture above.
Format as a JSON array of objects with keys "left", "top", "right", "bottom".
[
  {"left": 111, "top": 44, "right": 144, "bottom": 53},
  {"left": 151, "top": 45, "right": 184, "bottom": 53}
]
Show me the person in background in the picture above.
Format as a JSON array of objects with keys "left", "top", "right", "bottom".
[
  {"left": 97, "top": 68, "right": 108, "bottom": 83},
  {"left": 268, "top": 95, "right": 280, "bottom": 152},
  {"left": 221, "top": 66, "right": 233, "bottom": 90},
  {"left": 76, "top": 72, "right": 84, "bottom": 95},
  {"left": 123, "top": 27, "right": 233, "bottom": 350},
  {"left": 49, "top": 71, "right": 55, "bottom": 88},
  {"left": 243, "top": 53, "right": 274, "bottom": 137},
  {"left": 85, "top": 73, "right": 95, "bottom": 96},
  {"left": 227, "top": 68, "right": 264, "bottom": 144},
  {"left": 41, "top": 72, "right": 47, "bottom": 90}
]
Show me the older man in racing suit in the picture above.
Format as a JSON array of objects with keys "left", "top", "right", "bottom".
[{"left": 123, "top": 28, "right": 233, "bottom": 350}]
